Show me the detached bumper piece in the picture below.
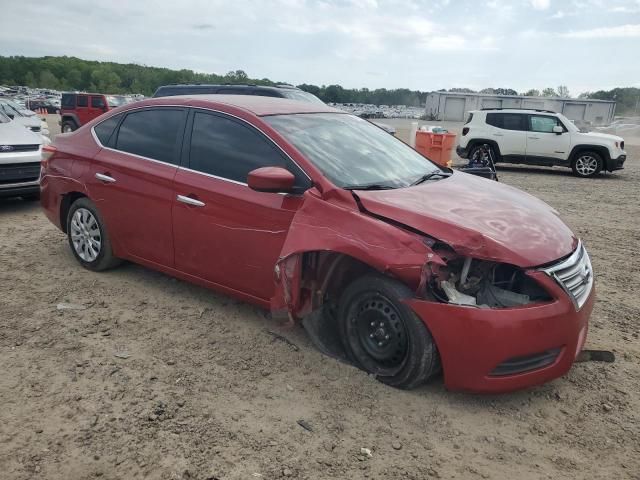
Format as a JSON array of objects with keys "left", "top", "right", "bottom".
[{"left": 490, "top": 347, "right": 562, "bottom": 377}]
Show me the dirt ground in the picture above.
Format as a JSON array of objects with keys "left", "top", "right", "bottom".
[{"left": 0, "top": 119, "right": 638, "bottom": 479}]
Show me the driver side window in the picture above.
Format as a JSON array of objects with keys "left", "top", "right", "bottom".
[
  {"left": 530, "top": 115, "right": 564, "bottom": 133},
  {"left": 188, "top": 111, "right": 310, "bottom": 190}
]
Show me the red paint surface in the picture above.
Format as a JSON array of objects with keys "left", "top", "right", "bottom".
[{"left": 41, "top": 96, "right": 593, "bottom": 393}]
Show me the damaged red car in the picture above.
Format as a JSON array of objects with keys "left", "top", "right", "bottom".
[{"left": 40, "top": 96, "right": 594, "bottom": 393}]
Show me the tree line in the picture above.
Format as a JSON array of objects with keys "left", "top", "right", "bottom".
[{"left": 1, "top": 56, "right": 638, "bottom": 113}]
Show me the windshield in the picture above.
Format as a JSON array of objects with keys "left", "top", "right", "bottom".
[
  {"left": 281, "top": 90, "right": 326, "bottom": 105},
  {"left": 0, "top": 111, "right": 9, "bottom": 123},
  {"left": 6, "top": 100, "right": 27, "bottom": 112},
  {"left": 0, "top": 101, "right": 23, "bottom": 117},
  {"left": 557, "top": 112, "right": 580, "bottom": 132},
  {"left": 265, "top": 113, "right": 442, "bottom": 188},
  {"left": 106, "top": 95, "right": 128, "bottom": 108}
]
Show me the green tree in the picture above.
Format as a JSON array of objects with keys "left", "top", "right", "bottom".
[
  {"left": 557, "top": 85, "right": 570, "bottom": 98},
  {"left": 523, "top": 89, "right": 540, "bottom": 96},
  {"left": 24, "top": 71, "right": 36, "bottom": 87},
  {"left": 542, "top": 87, "right": 557, "bottom": 97}
]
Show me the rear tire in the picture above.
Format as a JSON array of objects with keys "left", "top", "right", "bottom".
[
  {"left": 572, "top": 151, "right": 602, "bottom": 177},
  {"left": 66, "top": 198, "right": 121, "bottom": 271},
  {"left": 61, "top": 120, "right": 77, "bottom": 133},
  {"left": 468, "top": 143, "right": 494, "bottom": 167},
  {"left": 338, "top": 274, "right": 440, "bottom": 389}
]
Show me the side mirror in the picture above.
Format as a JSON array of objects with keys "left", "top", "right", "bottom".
[
  {"left": 247, "top": 166, "right": 295, "bottom": 193},
  {"left": 552, "top": 125, "right": 563, "bottom": 134}
]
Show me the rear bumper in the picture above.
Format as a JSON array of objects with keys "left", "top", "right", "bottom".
[
  {"left": 456, "top": 145, "right": 469, "bottom": 159},
  {"left": 605, "top": 153, "right": 626, "bottom": 171},
  {"left": 406, "top": 272, "right": 593, "bottom": 393}
]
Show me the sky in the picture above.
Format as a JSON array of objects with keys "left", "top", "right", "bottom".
[{"left": 1, "top": 0, "right": 639, "bottom": 94}]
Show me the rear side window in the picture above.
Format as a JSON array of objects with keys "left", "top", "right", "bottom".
[
  {"left": 465, "top": 113, "right": 474, "bottom": 124},
  {"left": 115, "top": 108, "right": 186, "bottom": 164},
  {"left": 94, "top": 113, "right": 122, "bottom": 147},
  {"left": 188, "top": 111, "right": 309, "bottom": 189},
  {"left": 61, "top": 94, "right": 75, "bottom": 108},
  {"left": 76, "top": 95, "right": 88, "bottom": 107},
  {"left": 486, "top": 113, "right": 526, "bottom": 131},
  {"left": 530, "top": 115, "right": 565, "bottom": 133}
]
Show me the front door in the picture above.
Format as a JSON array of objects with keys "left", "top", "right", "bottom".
[
  {"left": 172, "top": 109, "right": 311, "bottom": 301},
  {"left": 89, "top": 107, "right": 187, "bottom": 267},
  {"left": 88, "top": 95, "right": 107, "bottom": 123},
  {"left": 526, "top": 115, "right": 571, "bottom": 162}
]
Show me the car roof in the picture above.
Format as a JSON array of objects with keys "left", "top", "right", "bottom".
[
  {"left": 474, "top": 108, "right": 559, "bottom": 115},
  {"left": 134, "top": 94, "right": 341, "bottom": 116}
]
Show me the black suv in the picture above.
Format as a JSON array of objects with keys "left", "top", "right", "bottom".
[{"left": 152, "top": 84, "right": 325, "bottom": 104}]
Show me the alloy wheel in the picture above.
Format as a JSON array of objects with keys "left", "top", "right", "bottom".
[
  {"left": 70, "top": 208, "right": 102, "bottom": 262},
  {"left": 575, "top": 155, "right": 598, "bottom": 176}
]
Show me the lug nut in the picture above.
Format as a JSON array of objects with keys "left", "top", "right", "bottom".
[
  {"left": 369, "top": 333, "right": 375, "bottom": 338},
  {"left": 385, "top": 334, "right": 390, "bottom": 340},
  {"left": 379, "top": 322, "right": 384, "bottom": 327},
  {"left": 378, "top": 342, "right": 383, "bottom": 347},
  {"left": 370, "top": 321, "right": 375, "bottom": 327}
]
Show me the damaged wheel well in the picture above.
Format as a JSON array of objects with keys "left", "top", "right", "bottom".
[{"left": 60, "top": 192, "right": 87, "bottom": 233}]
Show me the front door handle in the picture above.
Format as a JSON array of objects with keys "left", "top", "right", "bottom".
[
  {"left": 177, "top": 194, "right": 205, "bottom": 207},
  {"left": 493, "top": 133, "right": 504, "bottom": 137},
  {"left": 95, "top": 173, "right": 116, "bottom": 183},
  {"left": 528, "top": 136, "right": 540, "bottom": 140}
]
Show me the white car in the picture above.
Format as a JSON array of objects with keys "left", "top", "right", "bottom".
[
  {"left": 0, "top": 99, "right": 50, "bottom": 137},
  {"left": 0, "top": 111, "right": 43, "bottom": 199},
  {"left": 456, "top": 108, "right": 627, "bottom": 177}
]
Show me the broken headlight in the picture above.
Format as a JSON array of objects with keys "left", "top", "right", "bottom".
[{"left": 431, "top": 257, "right": 551, "bottom": 308}]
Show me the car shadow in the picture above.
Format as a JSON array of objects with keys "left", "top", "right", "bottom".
[
  {"left": 0, "top": 197, "right": 41, "bottom": 214},
  {"left": 496, "top": 165, "right": 626, "bottom": 180}
]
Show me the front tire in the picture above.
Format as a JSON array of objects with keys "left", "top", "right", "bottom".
[
  {"left": 572, "top": 151, "right": 602, "bottom": 177},
  {"left": 66, "top": 198, "right": 121, "bottom": 271},
  {"left": 338, "top": 274, "right": 440, "bottom": 389}
]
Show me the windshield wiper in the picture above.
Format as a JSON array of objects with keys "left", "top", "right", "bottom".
[
  {"left": 342, "top": 183, "right": 397, "bottom": 191},
  {"left": 410, "top": 171, "right": 452, "bottom": 186}
]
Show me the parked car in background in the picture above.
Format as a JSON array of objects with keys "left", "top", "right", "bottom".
[
  {"left": 0, "top": 111, "right": 43, "bottom": 199},
  {"left": 0, "top": 99, "right": 50, "bottom": 137},
  {"left": 26, "top": 98, "right": 59, "bottom": 114},
  {"left": 153, "top": 83, "right": 396, "bottom": 135},
  {"left": 457, "top": 108, "right": 627, "bottom": 177},
  {"left": 152, "top": 83, "right": 325, "bottom": 104},
  {"left": 59, "top": 93, "right": 129, "bottom": 132},
  {"left": 41, "top": 95, "right": 593, "bottom": 393}
]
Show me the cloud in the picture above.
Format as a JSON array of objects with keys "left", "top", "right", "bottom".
[
  {"left": 530, "top": 0, "right": 551, "bottom": 10},
  {"left": 561, "top": 23, "right": 640, "bottom": 38}
]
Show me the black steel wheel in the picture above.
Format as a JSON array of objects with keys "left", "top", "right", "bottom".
[{"left": 338, "top": 274, "right": 440, "bottom": 389}]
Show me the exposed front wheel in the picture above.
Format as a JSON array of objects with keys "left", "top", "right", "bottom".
[
  {"left": 572, "top": 151, "right": 602, "bottom": 177},
  {"left": 338, "top": 275, "right": 440, "bottom": 389},
  {"left": 66, "top": 198, "right": 121, "bottom": 271}
]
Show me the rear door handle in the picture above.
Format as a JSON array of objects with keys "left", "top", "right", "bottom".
[
  {"left": 177, "top": 194, "right": 205, "bottom": 207},
  {"left": 95, "top": 173, "right": 116, "bottom": 183}
]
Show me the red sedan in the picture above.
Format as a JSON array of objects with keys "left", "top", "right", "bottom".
[{"left": 40, "top": 95, "right": 594, "bottom": 393}]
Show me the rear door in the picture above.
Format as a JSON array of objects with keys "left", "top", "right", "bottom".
[
  {"left": 75, "top": 94, "right": 90, "bottom": 126},
  {"left": 172, "top": 109, "right": 310, "bottom": 301},
  {"left": 526, "top": 115, "right": 571, "bottom": 162},
  {"left": 89, "top": 107, "right": 187, "bottom": 267},
  {"left": 485, "top": 113, "right": 527, "bottom": 157}
]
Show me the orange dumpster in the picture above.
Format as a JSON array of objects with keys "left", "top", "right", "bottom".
[{"left": 415, "top": 131, "right": 457, "bottom": 167}]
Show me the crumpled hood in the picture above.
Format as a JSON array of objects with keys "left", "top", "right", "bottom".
[{"left": 356, "top": 172, "right": 577, "bottom": 267}]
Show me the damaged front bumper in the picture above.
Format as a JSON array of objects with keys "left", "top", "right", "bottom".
[{"left": 406, "top": 271, "right": 593, "bottom": 393}]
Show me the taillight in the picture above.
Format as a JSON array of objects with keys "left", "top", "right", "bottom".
[
  {"left": 41, "top": 145, "right": 57, "bottom": 167},
  {"left": 462, "top": 127, "right": 469, "bottom": 136}
]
